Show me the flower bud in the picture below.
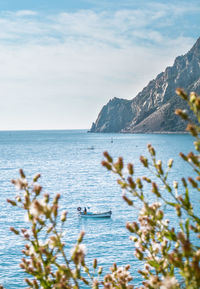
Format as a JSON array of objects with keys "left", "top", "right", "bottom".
[
  {"left": 168, "top": 159, "right": 173, "bottom": 168},
  {"left": 61, "top": 211, "right": 67, "bottom": 222},
  {"left": 25, "top": 279, "right": 33, "bottom": 286},
  {"left": 181, "top": 178, "right": 187, "bottom": 187},
  {"left": 33, "top": 279, "right": 39, "bottom": 289},
  {"left": 127, "top": 177, "right": 136, "bottom": 189},
  {"left": 135, "top": 248, "right": 143, "bottom": 260},
  {"left": 140, "top": 156, "right": 148, "bottom": 167},
  {"left": 16, "top": 195, "right": 22, "bottom": 202},
  {"left": 81, "top": 278, "right": 90, "bottom": 286},
  {"left": 93, "top": 258, "right": 97, "bottom": 269},
  {"left": 179, "top": 152, "right": 187, "bottom": 161},
  {"left": 98, "top": 266, "right": 103, "bottom": 275},
  {"left": 194, "top": 141, "right": 200, "bottom": 151},
  {"left": 152, "top": 182, "right": 161, "bottom": 197},
  {"left": 47, "top": 226, "right": 53, "bottom": 234},
  {"left": 123, "top": 195, "right": 133, "bottom": 206},
  {"left": 136, "top": 178, "right": 143, "bottom": 189},
  {"left": 10, "top": 227, "right": 20, "bottom": 235},
  {"left": 103, "top": 151, "right": 113, "bottom": 163},
  {"left": 186, "top": 124, "right": 198, "bottom": 137},
  {"left": 187, "top": 152, "right": 199, "bottom": 165},
  {"left": 19, "top": 169, "right": 26, "bottom": 179},
  {"left": 142, "top": 176, "right": 151, "bottom": 183},
  {"left": 127, "top": 163, "right": 134, "bottom": 175},
  {"left": 173, "top": 181, "right": 178, "bottom": 189},
  {"left": 7, "top": 199, "right": 17, "bottom": 206},
  {"left": 175, "top": 109, "right": 188, "bottom": 120},
  {"left": 175, "top": 205, "right": 181, "bottom": 217},
  {"left": 156, "top": 160, "right": 163, "bottom": 175},
  {"left": 33, "top": 173, "right": 41, "bottom": 182},
  {"left": 33, "top": 184, "right": 42, "bottom": 195},
  {"left": 52, "top": 204, "right": 58, "bottom": 218},
  {"left": 126, "top": 222, "right": 134, "bottom": 233},
  {"left": 147, "top": 144, "right": 156, "bottom": 156},
  {"left": 190, "top": 92, "right": 197, "bottom": 103},
  {"left": 117, "top": 157, "right": 123, "bottom": 170},
  {"left": 176, "top": 88, "right": 188, "bottom": 100},
  {"left": 126, "top": 222, "right": 139, "bottom": 233},
  {"left": 53, "top": 194, "right": 60, "bottom": 205},
  {"left": 188, "top": 177, "right": 198, "bottom": 188},
  {"left": 195, "top": 97, "right": 200, "bottom": 109},
  {"left": 125, "top": 264, "right": 130, "bottom": 270},
  {"left": 101, "top": 161, "right": 112, "bottom": 170},
  {"left": 78, "top": 231, "right": 85, "bottom": 243}
]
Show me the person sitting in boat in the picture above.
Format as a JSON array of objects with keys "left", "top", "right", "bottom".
[{"left": 84, "top": 207, "right": 87, "bottom": 214}]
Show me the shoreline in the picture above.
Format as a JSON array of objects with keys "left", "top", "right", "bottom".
[
  {"left": 121, "top": 131, "right": 189, "bottom": 134},
  {"left": 88, "top": 131, "right": 189, "bottom": 135}
]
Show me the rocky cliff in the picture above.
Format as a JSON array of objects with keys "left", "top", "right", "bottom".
[
  {"left": 90, "top": 97, "right": 133, "bottom": 132},
  {"left": 90, "top": 37, "right": 200, "bottom": 133}
]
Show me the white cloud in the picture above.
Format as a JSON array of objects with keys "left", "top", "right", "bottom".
[
  {"left": 0, "top": 6, "right": 197, "bottom": 129},
  {"left": 13, "top": 10, "right": 38, "bottom": 17}
]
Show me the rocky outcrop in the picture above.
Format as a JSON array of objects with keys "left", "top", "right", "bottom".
[
  {"left": 90, "top": 37, "right": 200, "bottom": 133},
  {"left": 90, "top": 97, "right": 133, "bottom": 132}
]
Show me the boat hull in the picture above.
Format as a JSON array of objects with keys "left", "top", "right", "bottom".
[{"left": 78, "top": 211, "right": 112, "bottom": 218}]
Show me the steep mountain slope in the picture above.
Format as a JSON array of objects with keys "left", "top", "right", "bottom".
[
  {"left": 90, "top": 97, "right": 132, "bottom": 132},
  {"left": 90, "top": 37, "right": 200, "bottom": 133}
]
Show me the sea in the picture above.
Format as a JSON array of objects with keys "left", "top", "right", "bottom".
[{"left": 0, "top": 130, "right": 195, "bottom": 288}]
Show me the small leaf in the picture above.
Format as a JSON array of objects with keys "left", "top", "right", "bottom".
[
  {"left": 148, "top": 260, "right": 160, "bottom": 269},
  {"left": 167, "top": 202, "right": 177, "bottom": 207},
  {"left": 185, "top": 219, "right": 190, "bottom": 238}
]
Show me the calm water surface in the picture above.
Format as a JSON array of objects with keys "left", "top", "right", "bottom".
[{"left": 0, "top": 130, "right": 195, "bottom": 288}]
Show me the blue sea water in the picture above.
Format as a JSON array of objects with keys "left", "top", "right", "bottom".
[{"left": 0, "top": 130, "right": 196, "bottom": 288}]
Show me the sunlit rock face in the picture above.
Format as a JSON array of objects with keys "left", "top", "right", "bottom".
[
  {"left": 90, "top": 37, "right": 200, "bottom": 133},
  {"left": 90, "top": 97, "right": 133, "bottom": 133}
]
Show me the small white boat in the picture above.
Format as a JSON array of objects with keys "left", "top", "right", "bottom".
[{"left": 77, "top": 207, "right": 112, "bottom": 218}]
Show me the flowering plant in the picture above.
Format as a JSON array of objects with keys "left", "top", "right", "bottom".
[
  {"left": 102, "top": 89, "right": 200, "bottom": 289},
  {"left": 3, "top": 89, "right": 200, "bottom": 289},
  {"left": 6, "top": 171, "right": 104, "bottom": 289}
]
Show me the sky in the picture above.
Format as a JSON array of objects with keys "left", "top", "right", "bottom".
[{"left": 0, "top": 0, "right": 199, "bottom": 130}]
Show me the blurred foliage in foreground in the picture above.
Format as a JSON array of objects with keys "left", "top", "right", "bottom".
[{"left": 2, "top": 89, "right": 200, "bottom": 289}]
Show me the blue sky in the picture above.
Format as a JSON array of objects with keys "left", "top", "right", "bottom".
[{"left": 0, "top": 0, "right": 199, "bottom": 130}]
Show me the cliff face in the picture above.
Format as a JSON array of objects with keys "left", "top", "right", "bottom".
[
  {"left": 90, "top": 97, "right": 132, "bottom": 132},
  {"left": 90, "top": 37, "right": 200, "bottom": 133}
]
